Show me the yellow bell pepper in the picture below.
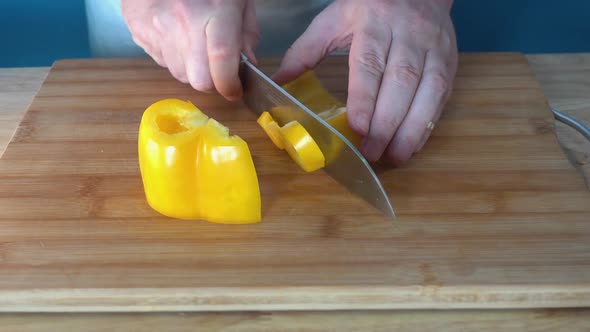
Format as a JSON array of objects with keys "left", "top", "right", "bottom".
[
  {"left": 256, "top": 111, "right": 285, "bottom": 150},
  {"left": 280, "top": 70, "right": 361, "bottom": 148},
  {"left": 281, "top": 70, "right": 345, "bottom": 114},
  {"left": 257, "top": 111, "right": 325, "bottom": 172},
  {"left": 138, "top": 98, "right": 261, "bottom": 224},
  {"left": 317, "top": 106, "right": 362, "bottom": 148},
  {"left": 280, "top": 120, "right": 325, "bottom": 172},
  {"left": 258, "top": 71, "right": 362, "bottom": 167}
]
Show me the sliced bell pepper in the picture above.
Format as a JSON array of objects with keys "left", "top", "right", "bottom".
[
  {"left": 138, "top": 98, "right": 261, "bottom": 224},
  {"left": 317, "top": 106, "right": 362, "bottom": 148},
  {"left": 281, "top": 70, "right": 345, "bottom": 114},
  {"left": 259, "top": 71, "right": 362, "bottom": 166},
  {"left": 256, "top": 111, "right": 285, "bottom": 150},
  {"left": 257, "top": 111, "right": 325, "bottom": 173},
  {"left": 280, "top": 120, "right": 325, "bottom": 172},
  {"left": 280, "top": 71, "right": 361, "bottom": 148}
]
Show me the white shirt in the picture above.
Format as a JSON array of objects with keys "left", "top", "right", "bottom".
[{"left": 85, "top": 0, "right": 333, "bottom": 57}]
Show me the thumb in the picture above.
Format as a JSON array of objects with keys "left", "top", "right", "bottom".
[{"left": 271, "top": 4, "right": 350, "bottom": 85}]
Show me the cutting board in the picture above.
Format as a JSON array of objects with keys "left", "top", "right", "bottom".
[{"left": 1, "top": 53, "right": 589, "bottom": 312}]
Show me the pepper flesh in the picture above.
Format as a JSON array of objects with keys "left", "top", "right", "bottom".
[
  {"left": 281, "top": 70, "right": 345, "bottom": 113},
  {"left": 138, "top": 98, "right": 261, "bottom": 223},
  {"left": 280, "top": 120, "right": 325, "bottom": 172},
  {"left": 256, "top": 111, "right": 285, "bottom": 150},
  {"left": 262, "top": 71, "right": 362, "bottom": 166},
  {"left": 257, "top": 112, "right": 325, "bottom": 172},
  {"left": 318, "top": 106, "right": 362, "bottom": 148},
  {"left": 280, "top": 70, "right": 361, "bottom": 148}
]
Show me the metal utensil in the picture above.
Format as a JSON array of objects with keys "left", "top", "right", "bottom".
[{"left": 238, "top": 54, "right": 396, "bottom": 219}]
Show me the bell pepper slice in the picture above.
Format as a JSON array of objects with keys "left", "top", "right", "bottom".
[
  {"left": 257, "top": 111, "right": 325, "bottom": 173},
  {"left": 317, "top": 106, "right": 362, "bottom": 148},
  {"left": 138, "top": 98, "right": 261, "bottom": 224},
  {"left": 281, "top": 70, "right": 345, "bottom": 114},
  {"left": 266, "top": 71, "right": 363, "bottom": 165},
  {"left": 280, "top": 120, "right": 325, "bottom": 172},
  {"left": 256, "top": 111, "right": 285, "bottom": 150},
  {"left": 280, "top": 71, "right": 361, "bottom": 148}
]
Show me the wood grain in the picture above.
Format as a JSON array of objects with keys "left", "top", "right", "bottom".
[
  {"left": 2, "top": 309, "right": 590, "bottom": 332},
  {"left": 0, "top": 53, "right": 589, "bottom": 312},
  {"left": 528, "top": 53, "right": 590, "bottom": 187},
  {"left": 0, "top": 68, "right": 49, "bottom": 156}
]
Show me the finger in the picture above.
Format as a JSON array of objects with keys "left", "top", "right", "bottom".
[
  {"left": 153, "top": 10, "right": 188, "bottom": 83},
  {"left": 205, "top": 8, "right": 244, "bottom": 100},
  {"left": 415, "top": 49, "right": 457, "bottom": 151},
  {"left": 185, "top": 23, "right": 215, "bottom": 92},
  {"left": 359, "top": 41, "right": 425, "bottom": 161},
  {"left": 162, "top": 46, "right": 188, "bottom": 83},
  {"left": 271, "top": 4, "right": 345, "bottom": 84},
  {"left": 122, "top": 1, "right": 163, "bottom": 64},
  {"left": 345, "top": 25, "right": 392, "bottom": 141},
  {"left": 386, "top": 50, "right": 453, "bottom": 165},
  {"left": 415, "top": 103, "right": 443, "bottom": 151},
  {"left": 242, "top": 0, "right": 259, "bottom": 65}
]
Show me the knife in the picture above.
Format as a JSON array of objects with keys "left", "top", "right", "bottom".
[{"left": 238, "top": 53, "right": 396, "bottom": 219}]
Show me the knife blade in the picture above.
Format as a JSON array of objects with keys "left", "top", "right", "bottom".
[{"left": 238, "top": 53, "right": 396, "bottom": 219}]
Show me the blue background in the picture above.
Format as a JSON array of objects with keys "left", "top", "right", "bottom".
[{"left": 0, "top": 0, "right": 588, "bottom": 68}]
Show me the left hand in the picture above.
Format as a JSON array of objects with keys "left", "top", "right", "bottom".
[{"left": 272, "top": 0, "right": 458, "bottom": 165}]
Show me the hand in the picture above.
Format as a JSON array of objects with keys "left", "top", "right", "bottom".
[
  {"left": 121, "top": 0, "right": 259, "bottom": 100},
  {"left": 272, "top": 0, "right": 458, "bottom": 165}
]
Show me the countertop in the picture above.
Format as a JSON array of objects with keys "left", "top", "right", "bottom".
[{"left": 0, "top": 53, "right": 588, "bottom": 331}]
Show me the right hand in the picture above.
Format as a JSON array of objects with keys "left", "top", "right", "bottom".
[{"left": 121, "top": 0, "right": 259, "bottom": 100}]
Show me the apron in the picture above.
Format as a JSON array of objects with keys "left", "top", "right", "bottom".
[{"left": 85, "top": 0, "right": 333, "bottom": 57}]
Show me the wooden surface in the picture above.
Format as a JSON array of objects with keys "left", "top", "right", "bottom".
[
  {"left": 2, "top": 309, "right": 590, "bottom": 332},
  {"left": 0, "top": 68, "right": 49, "bottom": 156},
  {"left": 0, "top": 53, "right": 589, "bottom": 329},
  {"left": 0, "top": 53, "right": 589, "bottom": 313},
  {"left": 528, "top": 54, "right": 590, "bottom": 187}
]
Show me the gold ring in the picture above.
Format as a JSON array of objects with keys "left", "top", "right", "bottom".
[{"left": 427, "top": 121, "right": 436, "bottom": 130}]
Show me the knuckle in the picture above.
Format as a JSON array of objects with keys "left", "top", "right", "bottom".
[
  {"left": 356, "top": 50, "right": 386, "bottom": 78},
  {"left": 208, "top": 42, "right": 235, "bottom": 62},
  {"left": 409, "top": 14, "right": 436, "bottom": 34},
  {"left": 347, "top": 103, "right": 373, "bottom": 137},
  {"left": 170, "top": 68, "right": 187, "bottom": 83},
  {"left": 245, "top": 29, "right": 260, "bottom": 44},
  {"left": 404, "top": 3, "right": 437, "bottom": 33},
  {"left": 405, "top": 132, "right": 422, "bottom": 149},
  {"left": 131, "top": 35, "right": 146, "bottom": 49},
  {"left": 172, "top": 0, "right": 187, "bottom": 18},
  {"left": 371, "top": 130, "right": 393, "bottom": 147},
  {"left": 285, "top": 46, "right": 314, "bottom": 70},
  {"left": 386, "top": 113, "right": 405, "bottom": 132},
  {"left": 389, "top": 149, "right": 411, "bottom": 164},
  {"left": 389, "top": 62, "right": 422, "bottom": 88},
  {"left": 371, "top": 119, "right": 401, "bottom": 146},
  {"left": 189, "top": 77, "right": 215, "bottom": 92},
  {"left": 423, "top": 71, "right": 449, "bottom": 95},
  {"left": 389, "top": 135, "right": 417, "bottom": 163}
]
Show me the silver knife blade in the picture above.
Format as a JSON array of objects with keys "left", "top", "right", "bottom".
[{"left": 238, "top": 53, "right": 396, "bottom": 219}]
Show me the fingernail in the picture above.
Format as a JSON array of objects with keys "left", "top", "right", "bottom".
[
  {"left": 351, "top": 111, "right": 370, "bottom": 138},
  {"left": 390, "top": 140, "right": 412, "bottom": 166},
  {"left": 249, "top": 49, "right": 258, "bottom": 66},
  {"left": 360, "top": 138, "right": 369, "bottom": 155},
  {"left": 360, "top": 139, "right": 380, "bottom": 162},
  {"left": 417, "top": 133, "right": 429, "bottom": 152}
]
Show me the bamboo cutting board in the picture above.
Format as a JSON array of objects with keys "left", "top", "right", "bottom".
[{"left": 0, "top": 53, "right": 589, "bottom": 312}]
